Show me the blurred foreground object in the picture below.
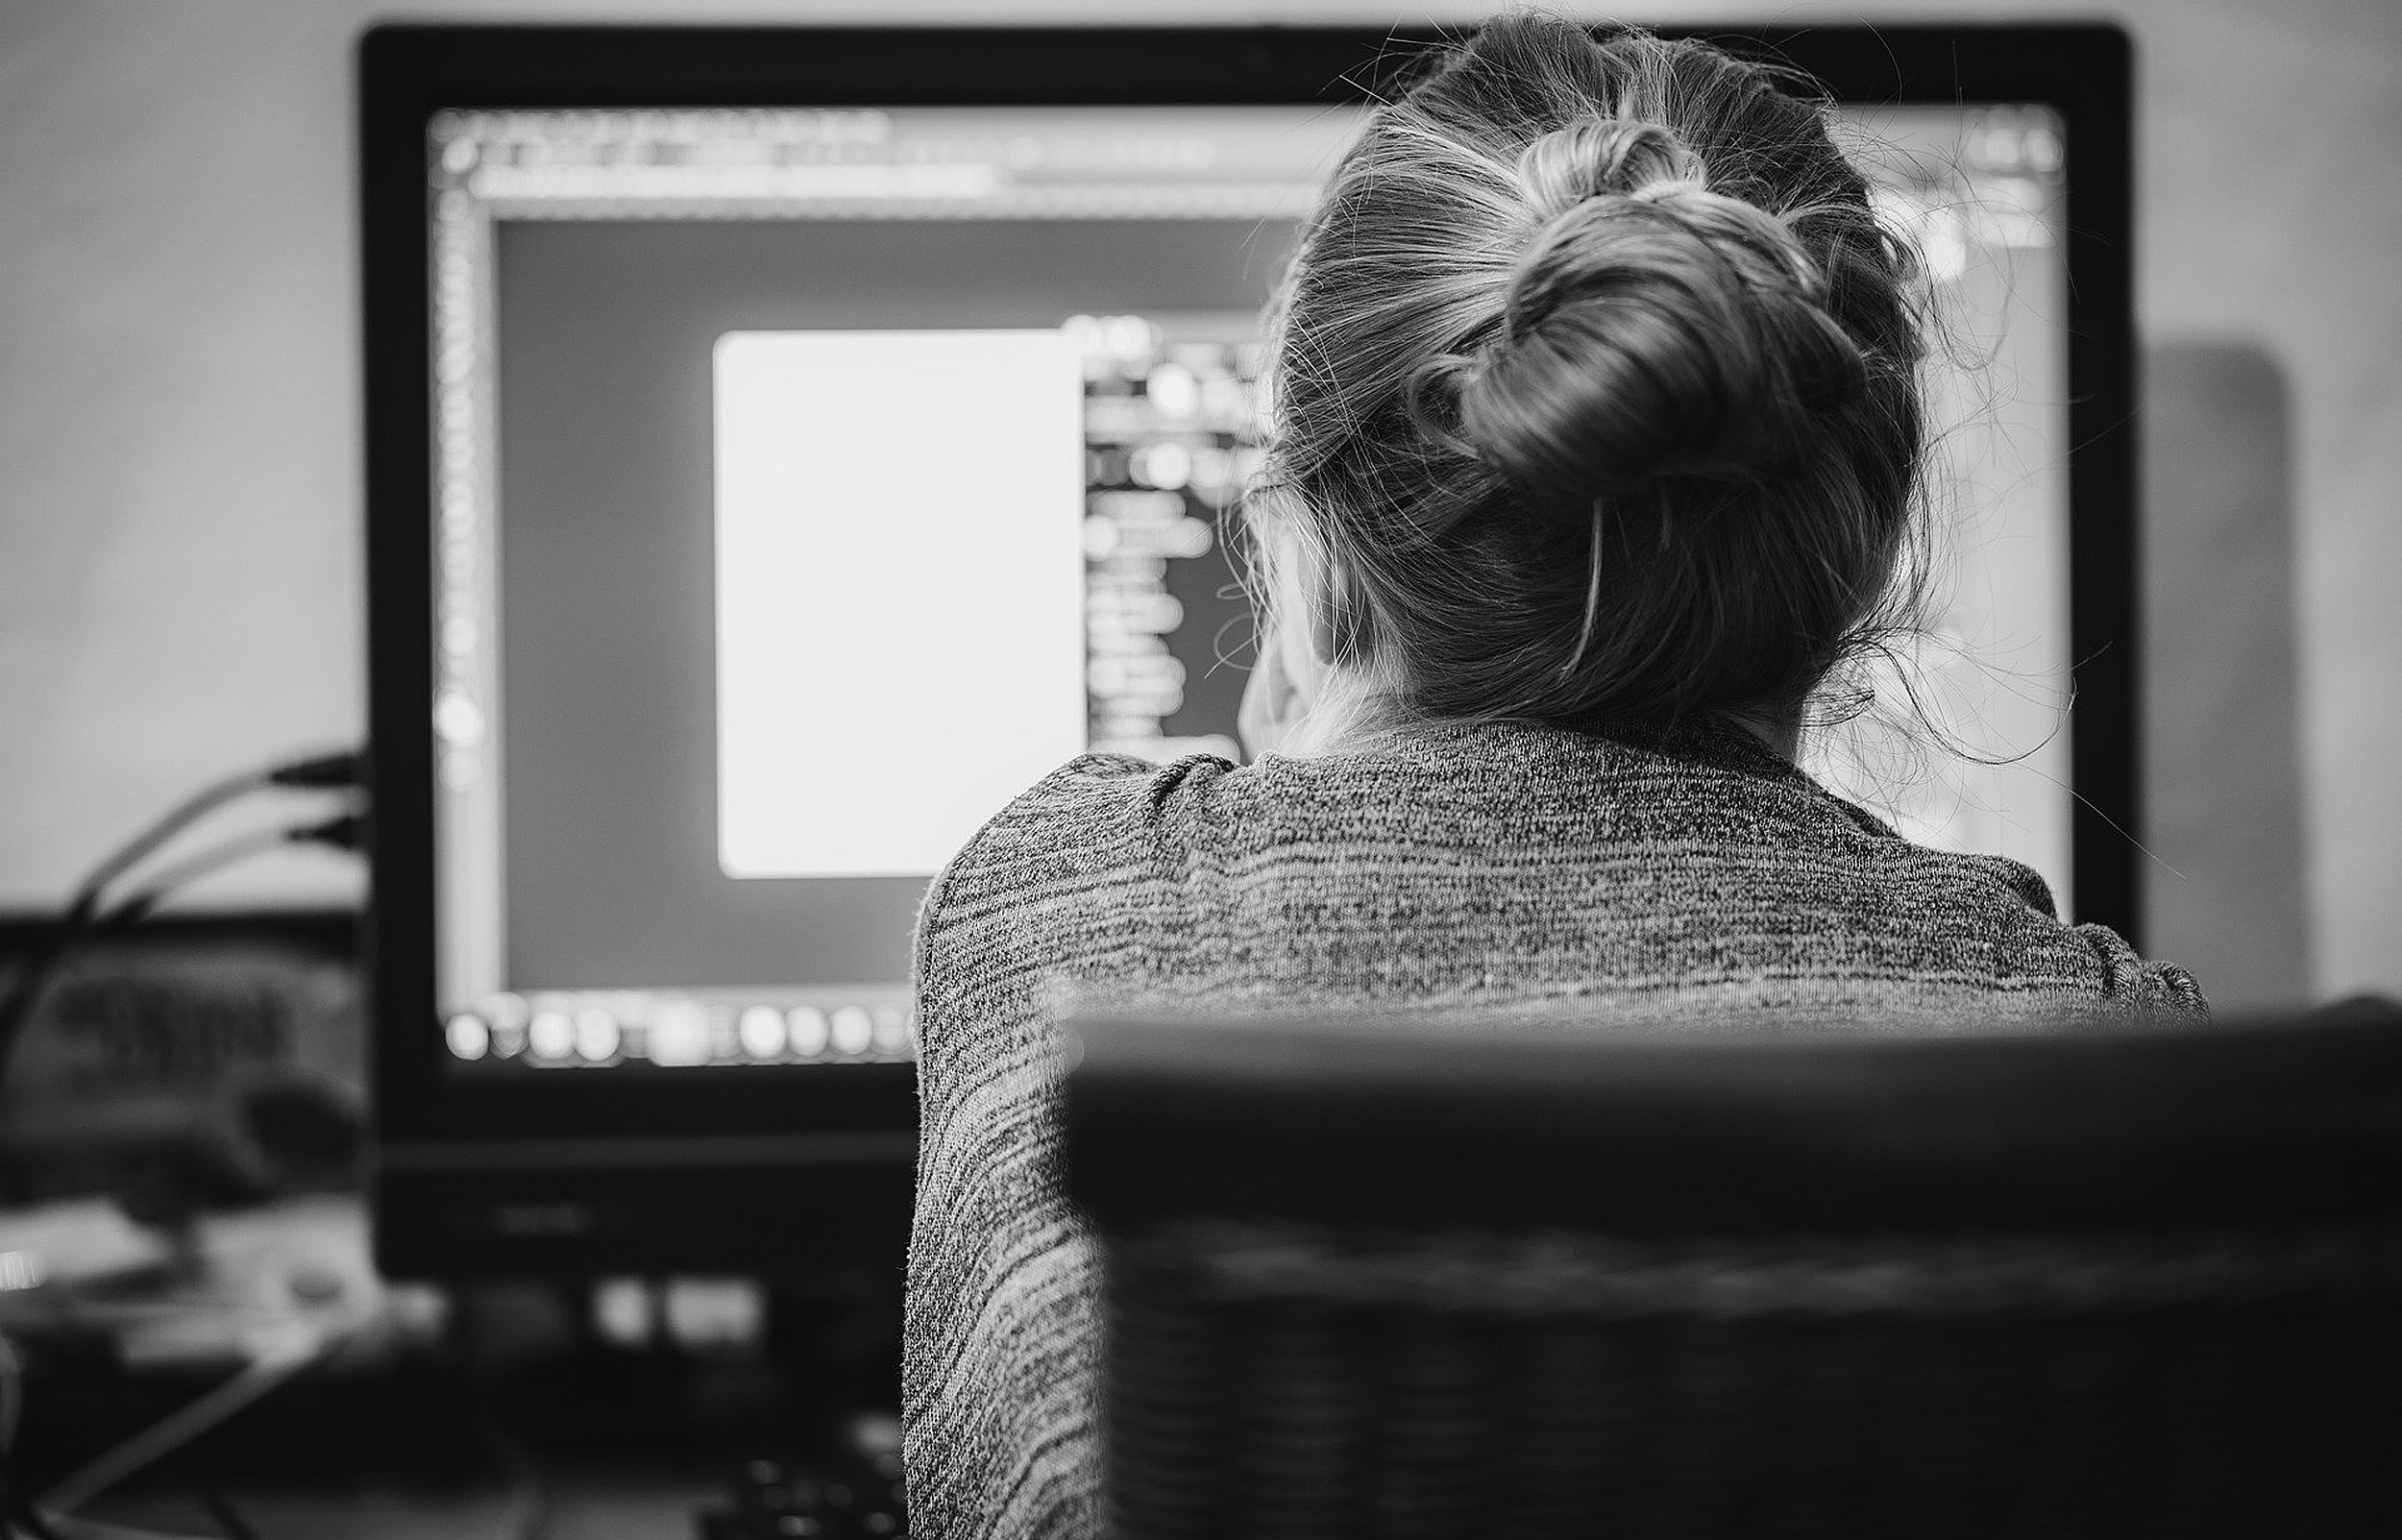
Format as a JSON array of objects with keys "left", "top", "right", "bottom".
[
  {"left": 1067, "top": 1002, "right": 2402, "bottom": 1538},
  {"left": 0, "top": 748, "right": 364, "bottom": 1211},
  {"left": 0, "top": 919, "right": 362, "bottom": 1214}
]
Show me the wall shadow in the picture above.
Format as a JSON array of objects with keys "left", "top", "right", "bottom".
[{"left": 2142, "top": 339, "right": 2310, "bottom": 1008}]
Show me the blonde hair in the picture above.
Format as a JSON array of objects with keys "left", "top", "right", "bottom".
[{"left": 1252, "top": 14, "right": 1927, "bottom": 740}]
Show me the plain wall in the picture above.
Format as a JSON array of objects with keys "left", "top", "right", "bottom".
[{"left": 1, "top": 0, "right": 2394, "bottom": 1003}]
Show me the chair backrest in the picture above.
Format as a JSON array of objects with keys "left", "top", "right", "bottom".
[{"left": 1065, "top": 1001, "right": 2402, "bottom": 1539}]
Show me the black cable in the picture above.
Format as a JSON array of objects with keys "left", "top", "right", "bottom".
[
  {"left": 91, "top": 827, "right": 300, "bottom": 932},
  {"left": 65, "top": 750, "right": 358, "bottom": 930},
  {"left": 101, "top": 812, "right": 362, "bottom": 930},
  {"left": 473, "top": 1413, "right": 550, "bottom": 1540},
  {"left": 262, "top": 751, "right": 364, "bottom": 793},
  {"left": 62, "top": 768, "right": 276, "bottom": 929},
  {"left": 38, "top": 1333, "right": 322, "bottom": 1523},
  {"left": 0, "top": 1468, "right": 63, "bottom": 1540},
  {"left": 189, "top": 1481, "right": 259, "bottom": 1540}
]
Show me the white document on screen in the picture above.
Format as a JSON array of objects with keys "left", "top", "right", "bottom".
[{"left": 713, "top": 329, "right": 1088, "bottom": 879}]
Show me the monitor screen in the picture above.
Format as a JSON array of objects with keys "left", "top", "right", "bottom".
[
  {"left": 426, "top": 98, "right": 2077, "bottom": 1076},
  {"left": 361, "top": 24, "right": 2134, "bottom": 1274},
  {"left": 1809, "top": 102, "right": 2078, "bottom": 911},
  {"left": 424, "top": 103, "right": 1361, "bottom": 1073}
]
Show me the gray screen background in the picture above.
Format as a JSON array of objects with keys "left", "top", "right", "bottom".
[{"left": 495, "top": 216, "right": 1294, "bottom": 990}]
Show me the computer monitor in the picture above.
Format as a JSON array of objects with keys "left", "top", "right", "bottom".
[{"left": 360, "top": 24, "right": 2137, "bottom": 1276}]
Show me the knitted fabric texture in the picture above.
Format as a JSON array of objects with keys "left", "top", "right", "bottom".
[{"left": 902, "top": 718, "right": 2204, "bottom": 1538}]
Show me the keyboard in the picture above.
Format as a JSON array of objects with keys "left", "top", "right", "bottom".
[{"left": 695, "top": 1439, "right": 908, "bottom": 1539}]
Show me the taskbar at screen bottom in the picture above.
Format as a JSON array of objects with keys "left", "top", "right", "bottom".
[{"left": 439, "top": 985, "right": 915, "bottom": 1072}]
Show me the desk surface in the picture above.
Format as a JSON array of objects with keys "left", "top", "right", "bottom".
[{"left": 5, "top": 1194, "right": 903, "bottom": 1540}]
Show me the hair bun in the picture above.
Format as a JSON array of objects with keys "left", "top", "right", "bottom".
[{"left": 1456, "top": 121, "right": 1872, "bottom": 507}]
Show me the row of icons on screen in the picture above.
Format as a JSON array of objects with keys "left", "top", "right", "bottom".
[
  {"left": 1081, "top": 322, "right": 1257, "bottom": 749},
  {"left": 444, "top": 997, "right": 915, "bottom": 1066}
]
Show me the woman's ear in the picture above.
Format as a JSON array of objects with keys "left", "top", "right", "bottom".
[
  {"left": 1238, "top": 627, "right": 1305, "bottom": 761},
  {"left": 1239, "top": 517, "right": 1329, "bottom": 759},
  {"left": 1306, "top": 588, "right": 1336, "bottom": 674},
  {"left": 1308, "top": 563, "right": 1348, "bottom": 673}
]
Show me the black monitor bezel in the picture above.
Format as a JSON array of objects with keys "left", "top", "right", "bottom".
[{"left": 359, "top": 22, "right": 2138, "bottom": 1272}]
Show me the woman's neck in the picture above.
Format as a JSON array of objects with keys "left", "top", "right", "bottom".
[{"left": 1724, "top": 709, "right": 1802, "bottom": 763}]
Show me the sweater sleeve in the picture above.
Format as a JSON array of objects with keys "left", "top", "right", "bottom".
[
  {"left": 2073, "top": 921, "right": 2211, "bottom": 1018},
  {"left": 902, "top": 757, "right": 1161, "bottom": 1540},
  {"left": 901, "top": 965, "right": 1103, "bottom": 1540}
]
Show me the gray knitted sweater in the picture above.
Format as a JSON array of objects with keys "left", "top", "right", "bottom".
[{"left": 902, "top": 718, "right": 2203, "bottom": 1538}]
